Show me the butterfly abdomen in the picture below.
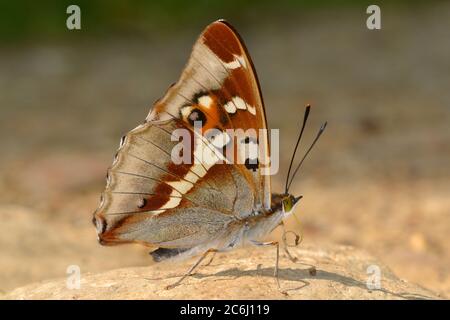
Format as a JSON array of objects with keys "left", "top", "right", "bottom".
[{"left": 150, "top": 247, "right": 192, "bottom": 262}]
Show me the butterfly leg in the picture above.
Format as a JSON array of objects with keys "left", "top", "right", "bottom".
[
  {"left": 165, "top": 249, "right": 217, "bottom": 290},
  {"left": 203, "top": 251, "right": 217, "bottom": 266},
  {"left": 281, "top": 231, "right": 299, "bottom": 263},
  {"left": 250, "top": 240, "right": 287, "bottom": 295},
  {"left": 280, "top": 222, "right": 316, "bottom": 276}
]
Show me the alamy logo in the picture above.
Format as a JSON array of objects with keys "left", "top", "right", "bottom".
[
  {"left": 66, "top": 265, "right": 81, "bottom": 289},
  {"left": 366, "top": 5, "right": 381, "bottom": 30},
  {"left": 366, "top": 264, "right": 382, "bottom": 290},
  {"left": 66, "top": 5, "right": 81, "bottom": 30},
  {"left": 170, "top": 124, "right": 279, "bottom": 175}
]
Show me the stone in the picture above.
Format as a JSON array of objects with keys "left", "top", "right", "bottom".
[{"left": 4, "top": 244, "right": 440, "bottom": 300}]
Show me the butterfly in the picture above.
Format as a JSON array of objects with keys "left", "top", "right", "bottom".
[{"left": 92, "top": 19, "right": 326, "bottom": 292}]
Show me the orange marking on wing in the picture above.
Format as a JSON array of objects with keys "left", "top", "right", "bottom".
[
  {"left": 202, "top": 22, "right": 242, "bottom": 63},
  {"left": 225, "top": 68, "right": 257, "bottom": 107},
  {"left": 141, "top": 183, "right": 173, "bottom": 211}
]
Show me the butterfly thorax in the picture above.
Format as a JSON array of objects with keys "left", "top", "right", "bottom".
[{"left": 237, "top": 193, "right": 300, "bottom": 245}]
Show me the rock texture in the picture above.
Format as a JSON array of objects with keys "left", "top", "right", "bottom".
[{"left": 4, "top": 244, "right": 440, "bottom": 300}]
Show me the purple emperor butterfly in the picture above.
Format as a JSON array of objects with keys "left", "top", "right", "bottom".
[{"left": 93, "top": 20, "right": 326, "bottom": 292}]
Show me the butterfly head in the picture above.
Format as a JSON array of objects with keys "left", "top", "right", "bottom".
[
  {"left": 271, "top": 193, "right": 302, "bottom": 217},
  {"left": 281, "top": 194, "right": 302, "bottom": 216}
]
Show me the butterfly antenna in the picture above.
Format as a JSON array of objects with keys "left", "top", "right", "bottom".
[
  {"left": 287, "top": 121, "right": 327, "bottom": 192},
  {"left": 284, "top": 105, "right": 311, "bottom": 194}
]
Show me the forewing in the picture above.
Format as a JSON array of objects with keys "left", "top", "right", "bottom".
[{"left": 148, "top": 20, "right": 271, "bottom": 210}]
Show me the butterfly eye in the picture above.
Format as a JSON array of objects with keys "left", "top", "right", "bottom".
[
  {"left": 282, "top": 196, "right": 293, "bottom": 212},
  {"left": 137, "top": 198, "right": 147, "bottom": 209}
]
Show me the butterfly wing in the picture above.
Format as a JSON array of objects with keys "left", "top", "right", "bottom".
[
  {"left": 93, "top": 20, "right": 271, "bottom": 249},
  {"left": 94, "top": 119, "right": 254, "bottom": 247},
  {"left": 148, "top": 20, "right": 271, "bottom": 210}
]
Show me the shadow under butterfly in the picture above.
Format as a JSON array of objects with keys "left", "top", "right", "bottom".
[{"left": 92, "top": 20, "right": 327, "bottom": 293}]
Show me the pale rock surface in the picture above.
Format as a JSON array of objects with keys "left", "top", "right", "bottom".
[{"left": 4, "top": 244, "right": 440, "bottom": 300}]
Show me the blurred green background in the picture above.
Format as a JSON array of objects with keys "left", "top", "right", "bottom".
[
  {"left": 0, "top": 1, "right": 448, "bottom": 297},
  {"left": 0, "top": 0, "right": 422, "bottom": 41}
]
